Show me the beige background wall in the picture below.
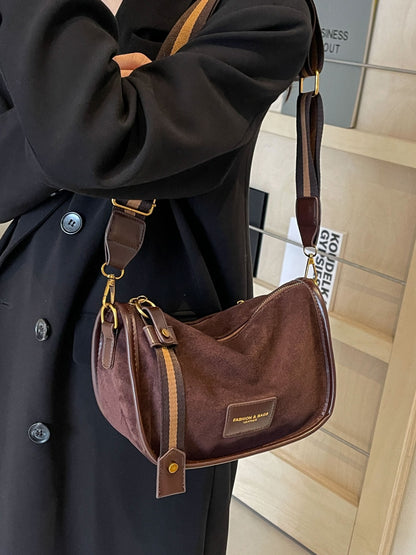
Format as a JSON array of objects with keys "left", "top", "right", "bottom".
[
  {"left": 352, "top": 0, "right": 416, "bottom": 551},
  {"left": 247, "top": 0, "right": 416, "bottom": 552}
]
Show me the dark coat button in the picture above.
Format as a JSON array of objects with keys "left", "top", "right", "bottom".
[
  {"left": 28, "top": 422, "right": 51, "bottom": 444},
  {"left": 35, "top": 318, "right": 50, "bottom": 341},
  {"left": 60, "top": 212, "right": 83, "bottom": 234}
]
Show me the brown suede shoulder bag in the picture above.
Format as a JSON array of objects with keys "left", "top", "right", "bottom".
[{"left": 91, "top": 0, "right": 336, "bottom": 499}]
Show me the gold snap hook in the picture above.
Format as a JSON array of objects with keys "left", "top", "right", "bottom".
[
  {"left": 100, "top": 265, "right": 124, "bottom": 330},
  {"left": 303, "top": 246, "right": 319, "bottom": 286},
  {"left": 102, "top": 276, "right": 116, "bottom": 307},
  {"left": 304, "top": 255, "right": 319, "bottom": 285}
]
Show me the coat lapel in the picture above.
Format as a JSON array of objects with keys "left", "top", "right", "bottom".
[{"left": 0, "top": 192, "right": 71, "bottom": 270}]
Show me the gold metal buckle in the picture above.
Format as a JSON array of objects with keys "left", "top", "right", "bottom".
[
  {"left": 112, "top": 199, "right": 157, "bottom": 217},
  {"left": 129, "top": 296, "right": 156, "bottom": 318},
  {"left": 100, "top": 265, "right": 125, "bottom": 329},
  {"left": 299, "top": 70, "right": 320, "bottom": 96},
  {"left": 102, "top": 276, "right": 116, "bottom": 307}
]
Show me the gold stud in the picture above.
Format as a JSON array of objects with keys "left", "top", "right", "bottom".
[
  {"left": 168, "top": 462, "right": 179, "bottom": 474},
  {"left": 161, "top": 328, "right": 171, "bottom": 338}
]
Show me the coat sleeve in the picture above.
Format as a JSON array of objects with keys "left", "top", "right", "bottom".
[
  {"left": 0, "top": 74, "right": 56, "bottom": 222},
  {"left": 0, "top": 0, "right": 312, "bottom": 202}
]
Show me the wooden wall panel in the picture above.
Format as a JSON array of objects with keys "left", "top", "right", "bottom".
[
  {"left": 276, "top": 431, "right": 367, "bottom": 501},
  {"left": 332, "top": 266, "right": 404, "bottom": 336},
  {"left": 367, "top": 0, "right": 416, "bottom": 71},
  {"left": 320, "top": 148, "right": 416, "bottom": 280},
  {"left": 357, "top": 71, "right": 416, "bottom": 141},
  {"left": 234, "top": 452, "right": 357, "bottom": 555},
  {"left": 252, "top": 134, "right": 416, "bottom": 282},
  {"left": 325, "top": 340, "right": 387, "bottom": 453},
  {"left": 348, "top": 241, "right": 416, "bottom": 554},
  {"left": 251, "top": 131, "right": 416, "bottom": 335}
]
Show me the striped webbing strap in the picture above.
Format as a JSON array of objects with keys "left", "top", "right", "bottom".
[
  {"left": 154, "top": 347, "right": 187, "bottom": 497},
  {"left": 140, "top": 306, "right": 187, "bottom": 498},
  {"left": 157, "top": 0, "right": 221, "bottom": 60},
  {"left": 104, "top": 0, "right": 222, "bottom": 272},
  {"left": 295, "top": 0, "right": 325, "bottom": 248}
]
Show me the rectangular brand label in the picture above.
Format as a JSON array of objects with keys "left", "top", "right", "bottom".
[{"left": 223, "top": 397, "right": 277, "bottom": 438}]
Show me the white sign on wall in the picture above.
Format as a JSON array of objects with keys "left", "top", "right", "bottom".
[{"left": 280, "top": 218, "right": 344, "bottom": 309}]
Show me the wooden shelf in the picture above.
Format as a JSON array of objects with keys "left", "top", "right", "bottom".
[
  {"left": 262, "top": 112, "right": 416, "bottom": 169},
  {"left": 234, "top": 452, "right": 357, "bottom": 555},
  {"left": 330, "top": 313, "right": 392, "bottom": 364}
]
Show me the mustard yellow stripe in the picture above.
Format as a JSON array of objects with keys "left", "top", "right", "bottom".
[
  {"left": 161, "top": 348, "right": 179, "bottom": 449},
  {"left": 171, "top": 0, "right": 211, "bottom": 55}
]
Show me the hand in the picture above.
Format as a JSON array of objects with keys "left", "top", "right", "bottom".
[{"left": 113, "top": 52, "right": 152, "bottom": 77}]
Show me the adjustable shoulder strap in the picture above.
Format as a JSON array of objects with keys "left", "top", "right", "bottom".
[
  {"left": 104, "top": 0, "right": 324, "bottom": 276},
  {"left": 103, "top": 0, "right": 221, "bottom": 273},
  {"left": 296, "top": 0, "right": 325, "bottom": 250}
]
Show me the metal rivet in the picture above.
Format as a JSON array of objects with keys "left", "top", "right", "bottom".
[
  {"left": 161, "top": 328, "right": 171, "bottom": 338},
  {"left": 168, "top": 462, "right": 179, "bottom": 474}
]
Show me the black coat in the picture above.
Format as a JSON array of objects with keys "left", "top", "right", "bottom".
[{"left": 0, "top": 0, "right": 312, "bottom": 553}]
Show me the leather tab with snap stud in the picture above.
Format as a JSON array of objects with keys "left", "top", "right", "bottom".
[{"left": 156, "top": 448, "right": 186, "bottom": 498}]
